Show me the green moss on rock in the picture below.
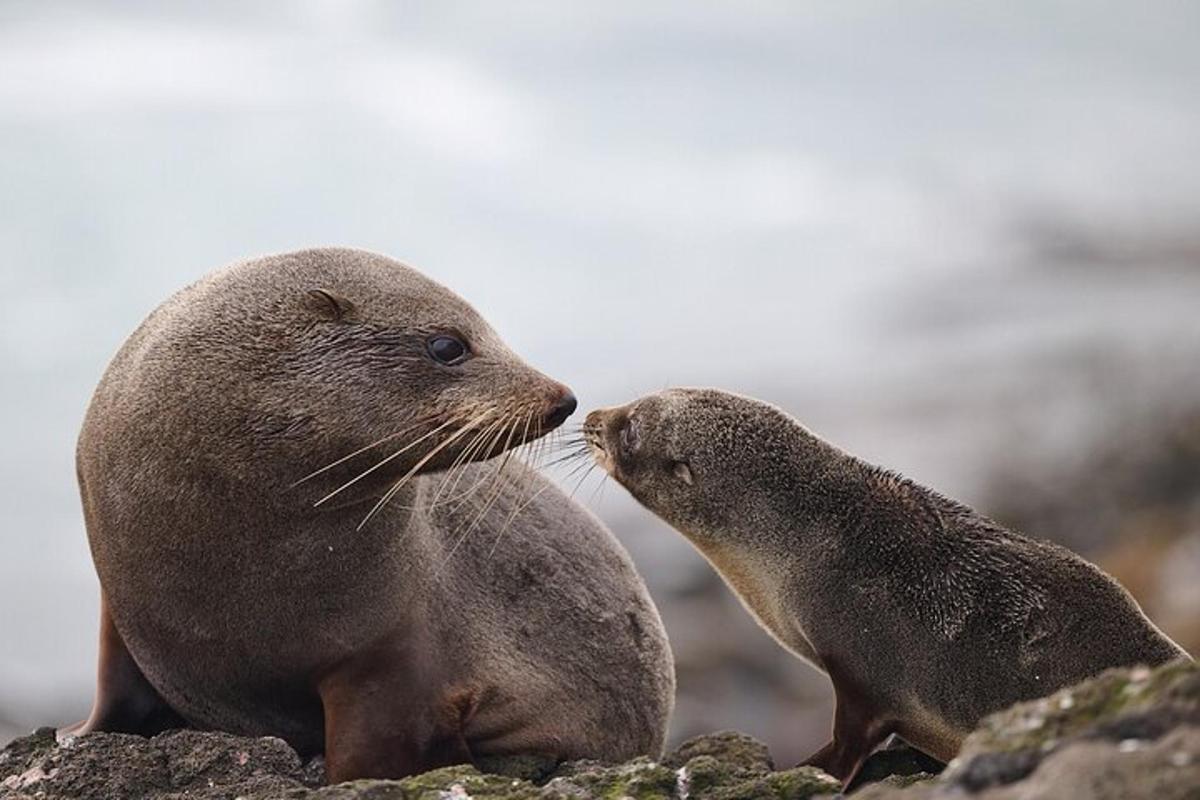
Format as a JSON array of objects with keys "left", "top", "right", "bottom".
[
  {"left": 950, "top": 658, "right": 1198, "bottom": 769},
  {"left": 673, "top": 754, "right": 726, "bottom": 794},
  {"left": 312, "top": 779, "right": 409, "bottom": 800},
  {"left": 542, "top": 757, "right": 676, "bottom": 800},
  {"left": 705, "top": 766, "right": 840, "bottom": 800},
  {"left": 401, "top": 765, "right": 540, "bottom": 800},
  {"left": 927, "top": 659, "right": 1200, "bottom": 797},
  {"left": 869, "top": 771, "right": 937, "bottom": 790},
  {"left": 664, "top": 732, "right": 774, "bottom": 774},
  {"left": 314, "top": 765, "right": 542, "bottom": 800},
  {"left": 476, "top": 754, "right": 562, "bottom": 783}
]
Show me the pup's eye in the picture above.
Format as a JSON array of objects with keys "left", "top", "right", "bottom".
[
  {"left": 427, "top": 335, "right": 469, "bottom": 365},
  {"left": 671, "top": 461, "right": 694, "bottom": 486}
]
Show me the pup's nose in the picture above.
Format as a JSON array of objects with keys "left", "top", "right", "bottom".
[{"left": 543, "top": 390, "right": 578, "bottom": 429}]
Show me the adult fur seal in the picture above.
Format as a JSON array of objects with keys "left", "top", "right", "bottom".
[
  {"left": 584, "top": 388, "right": 1188, "bottom": 785},
  {"left": 69, "top": 248, "right": 674, "bottom": 782}
]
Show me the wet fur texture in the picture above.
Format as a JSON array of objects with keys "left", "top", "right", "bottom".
[
  {"left": 73, "top": 248, "right": 674, "bottom": 781},
  {"left": 587, "top": 388, "right": 1189, "bottom": 785}
]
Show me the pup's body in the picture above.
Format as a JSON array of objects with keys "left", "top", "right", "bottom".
[{"left": 586, "top": 388, "right": 1187, "bottom": 784}]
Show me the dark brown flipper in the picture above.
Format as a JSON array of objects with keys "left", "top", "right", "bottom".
[
  {"left": 802, "top": 660, "right": 894, "bottom": 788},
  {"left": 62, "top": 595, "right": 185, "bottom": 737},
  {"left": 318, "top": 651, "right": 471, "bottom": 782}
]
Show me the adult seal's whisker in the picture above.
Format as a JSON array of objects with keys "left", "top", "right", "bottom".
[
  {"left": 429, "top": 403, "right": 528, "bottom": 510},
  {"left": 425, "top": 413, "right": 507, "bottom": 508},
  {"left": 438, "top": 416, "right": 526, "bottom": 569},
  {"left": 313, "top": 415, "right": 463, "bottom": 508},
  {"left": 488, "top": 420, "right": 553, "bottom": 561},
  {"left": 443, "top": 413, "right": 527, "bottom": 517},
  {"left": 357, "top": 410, "right": 493, "bottom": 530},
  {"left": 288, "top": 413, "right": 442, "bottom": 489},
  {"left": 513, "top": 407, "right": 538, "bottom": 465}
]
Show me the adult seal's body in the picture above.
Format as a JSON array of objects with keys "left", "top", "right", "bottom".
[
  {"left": 71, "top": 248, "right": 673, "bottom": 782},
  {"left": 585, "top": 388, "right": 1188, "bottom": 786}
]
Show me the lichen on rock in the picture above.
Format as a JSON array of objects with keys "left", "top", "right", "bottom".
[
  {"left": 938, "top": 658, "right": 1199, "bottom": 793},
  {"left": 955, "top": 659, "right": 1198, "bottom": 760},
  {"left": 316, "top": 764, "right": 539, "bottom": 800},
  {"left": 661, "top": 732, "right": 837, "bottom": 800},
  {"left": 542, "top": 756, "right": 678, "bottom": 800},
  {"left": 855, "top": 658, "right": 1200, "bottom": 799},
  {"left": 663, "top": 731, "right": 775, "bottom": 775}
]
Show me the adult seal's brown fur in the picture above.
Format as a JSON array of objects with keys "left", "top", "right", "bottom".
[
  {"left": 585, "top": 388, "right": 1188, "bottom": 786},
  {"left": 69, "top": 248, "right": 674, "bottom": 782}
]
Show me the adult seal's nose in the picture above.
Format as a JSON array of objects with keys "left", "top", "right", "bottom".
[{"left": 543, "top": 390, "right": 578, "bottom": 429}]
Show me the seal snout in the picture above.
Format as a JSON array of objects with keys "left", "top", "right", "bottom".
[
  {"left": 583, "top": 406, "right": 631, "bottom": 477},
  {"left": 542, "top": 387, "right": 578, "bottom": 430}
]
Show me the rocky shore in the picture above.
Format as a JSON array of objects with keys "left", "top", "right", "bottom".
[{"left": 2, "top": 660, "right": 1195, "bottom": 800}]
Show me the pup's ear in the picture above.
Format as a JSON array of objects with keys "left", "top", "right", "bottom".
[
  {"left": 303, "top": 288, "right": 356, "bottom": 321},
  {"left": 673, "top": 461, "right": 694, "bottom": 486}
]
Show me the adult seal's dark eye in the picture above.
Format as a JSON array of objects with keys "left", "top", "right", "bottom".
[{"left": 427, "top": 335, "right": 469, "bottom": 365}]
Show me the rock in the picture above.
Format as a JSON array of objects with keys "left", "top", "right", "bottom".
[
  {"left": 475, "top": 754, "right": 562, "bottom": 783},
  {"left": 0, "top": 727, "right": 314, "bottom": 799},
  {"left": 697, "top": 767, "right": 840, "bottom": 800},
  {"left": 662, "top": 733, "right": 838, "bottom": 800},
  {"left": 841, "top": 741, "right": 942, "bottom": 794},
  {"left": 663, "top": 731, "right": 775, "bottom": 773},
  {"left": 854, "top": 658, "right": 1200, "bottom": 799},
  {"left": 0, "top": 727, "right": 57, "bottom": 777},
  {"left": 543, "top": 757, "right": 678, "bottom": 799},
  {"left": 1, "top": 661, "right": 1195, "bottom": 799},
  {"left": 953, "top": 659, "right": 1198, "bottom": 762},
  {"left": 314, "top": 765, "right": 540, "bottom": 800}
]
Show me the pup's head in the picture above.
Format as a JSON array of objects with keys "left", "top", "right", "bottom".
[{"left": 584, "top": 388, "right": 818, "bottom": 544}]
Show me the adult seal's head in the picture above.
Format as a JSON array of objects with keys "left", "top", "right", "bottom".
[
  {"left": 89, "top": 247, "right": 577, "bottom": 507},
  {"left": 71, "top": 248, "right": 673, "bottom": 783},
  {"left": 586, "top": 387, "right": 1188, "bottom": 787}
]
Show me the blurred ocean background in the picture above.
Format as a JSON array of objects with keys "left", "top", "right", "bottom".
[{"left": 2, "top": 1, "right": 1199, "bottom": 764}]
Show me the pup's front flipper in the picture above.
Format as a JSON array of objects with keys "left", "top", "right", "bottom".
[{"left": 802, "top": 660, "right": 894, "bottom": 787}]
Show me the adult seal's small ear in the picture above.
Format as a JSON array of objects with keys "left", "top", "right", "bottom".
[
  {"left": 303, "top": 287, "right": 356, "bottom": 321},
  {"left": 70, "top": 247, "right": 674, "bottom": 783},
  {"left": 588, "top": 387, "right": 1189, "bottom": 788}
]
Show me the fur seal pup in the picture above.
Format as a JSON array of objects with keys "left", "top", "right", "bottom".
[
  {"left": 70, "top": 248, "right": 674, "bottom": 782},
  {"left": 584, "top": 388, "right": 1188, "bottom": 785}
]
